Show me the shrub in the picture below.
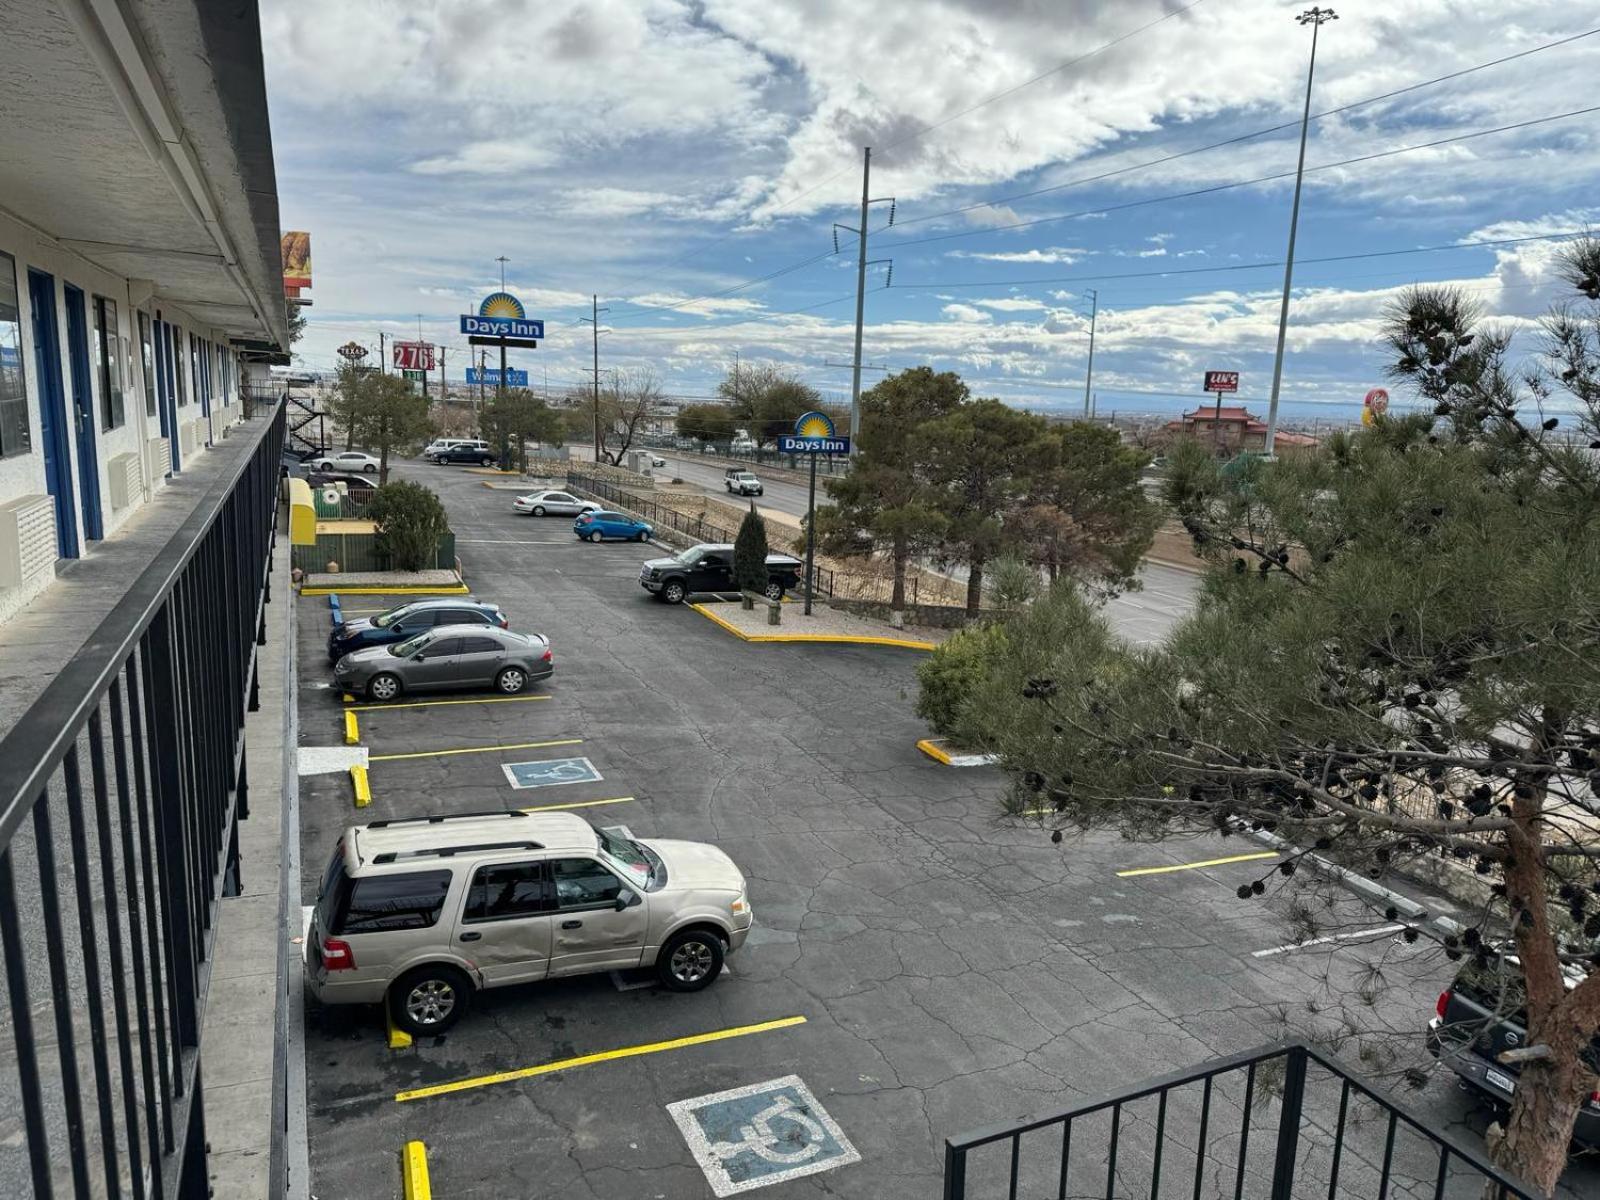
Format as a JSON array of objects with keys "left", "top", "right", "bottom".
[
  {"left": 368, "top": 480, "right": 449, "bottom": 571},
  {"left": 733, "top": 505, "right": 770, "bottom": 593},
  {"left": 915, "top": 621, "right": 1010, "bottom": 745},
  {"left": 986, "top": 551, "right": 1041, "bottom": 613}
]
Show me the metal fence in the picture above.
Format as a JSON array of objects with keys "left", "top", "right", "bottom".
[
  {"left": 943, "top": 1041, "right": 1537, "bottom": 1200},
  {"left": 0, "top": 402, "right": 286, "bottom": 1198},
  {"left": 567, "top": 472, "right": 835, "bottom": 598}
]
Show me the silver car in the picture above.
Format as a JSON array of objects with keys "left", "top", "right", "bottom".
[
  {"left": 333, "top": 624, "right": 552, "bottom": 702},
  {"left": 306, "top": 811, "right": 753, "bottom": 1035},
  {"left": 513, "top": 489, "right": 600, "bottom": 517}
]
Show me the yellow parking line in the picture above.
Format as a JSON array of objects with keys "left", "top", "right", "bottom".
[
  {"left": 521, "top": 796, "right": 635, "bottom": 813},
  {"left": 370, "top": 737, "right": 581, "bottom": 763},
  {"left": 351, "top": 766, "right": 372, "bottom": 808},
  {"left": 401, "top": 1140, "right": 431, "bottom": 1200},
  {"left": 344, "top": 694, "right": 552, "bottom": 712},
  {"left": 302, "top": 585, "right": 471, "bottom": 596},
  {"left": 915, "top": 738, "right": 954, "bottom": 765},
  {"left": 343, "top": 710, "right": 360, "bottom": 745},
  {"left": 1116, "top": 850, "right": 1279, "bottom": 877},
  {"left": 395, "top": 1016, "right": 808, "bottom": 1103}
]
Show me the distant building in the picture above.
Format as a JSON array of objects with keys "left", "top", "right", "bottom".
[{"left": 1165, "top": 405, "right": 1319, "bottom": 452}]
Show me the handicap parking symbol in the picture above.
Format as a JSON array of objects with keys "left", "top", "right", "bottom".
[
  {"left": 500, "top": 756, "right": 601, "bottom": 790},
  {"left": 668, "top": 1075, "right": 859, "bottom": 1196}
]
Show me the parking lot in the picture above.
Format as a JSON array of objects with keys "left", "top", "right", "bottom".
[{"left": 297, "top": 460, "right": 1592, "bottom": 1199}]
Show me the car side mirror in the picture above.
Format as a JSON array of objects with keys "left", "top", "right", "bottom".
[{"left": 411, "top": 654, "right": 425, "bottom": 663}]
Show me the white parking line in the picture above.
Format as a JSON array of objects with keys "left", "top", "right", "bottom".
[
  {"left": 457, "top": 538, "right": 571, "bottom": 545},
  {"left": 1251, "top": 924, "right": 1407, "bottom": 958}
]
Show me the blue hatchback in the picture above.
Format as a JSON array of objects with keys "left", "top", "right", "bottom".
[{"left": 574, "top": 510, "right": 653, "bottom": 542}]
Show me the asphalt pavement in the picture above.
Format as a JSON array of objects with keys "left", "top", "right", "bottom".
[{"left": 295, "top": 458, "right": 1596, "bottom": 1199}]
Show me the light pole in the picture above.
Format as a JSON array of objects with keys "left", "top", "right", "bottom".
[{"left": 1263, "top": 6, "right": 1336, "bottom": 459}]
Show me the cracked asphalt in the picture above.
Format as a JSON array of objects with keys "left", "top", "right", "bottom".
[{"left": 297, "top": 460, "right": 1597, "bottom": 1199}]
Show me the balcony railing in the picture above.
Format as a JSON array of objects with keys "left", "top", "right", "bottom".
[{"left": 0, "top": 402, "right": 285, "bottom": 1198}]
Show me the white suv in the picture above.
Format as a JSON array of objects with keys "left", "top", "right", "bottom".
[{"left": 306, "top": 811, "right": 753, "bottom": 1035}]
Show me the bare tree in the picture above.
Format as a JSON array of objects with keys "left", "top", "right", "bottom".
[{"left": 597, "top": 368, "right": 663, "bottom": 465}]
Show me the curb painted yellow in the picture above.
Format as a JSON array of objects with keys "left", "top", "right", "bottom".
[
  {"left": 300, "top": 585, "right": 471, "bottom": 597},
  {"left": 370, "top": 737, "right": 581, "bottom": 763},
  {"left": 915, "top": 738, "right": 954, "bottom": 765},
  {"left": 465, "top": 467, "right": 522, "bottom": 475},
  {"left": 401, "top": 1141, "right": 431, "bottom": 1200},
  {"left": 688, "top": 602, "right": 935, "bottom": 651},
  {"left": 343, "top": 711, "right": 360, "bottom": 746},
  {"left": 351, "top": 766, "right": 371, "bottom": 808},
  {"left": 1116, "top": 850, "right": 1278, "bottom": 878},
  {"left": 521, "top": 796, "right": 634, "bottom": 814},
  {"left": 395, "top": 1015, "right": 807, "bottom": 1103},
  {"left": 387, "top": 1013, "right": 414, "bottom": 1050}
]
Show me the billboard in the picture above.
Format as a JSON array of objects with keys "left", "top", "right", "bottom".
[
  {"left": 281, "top": 231, "right": 312, "bottom": 291},
  {"left": 466, "top": 367, "right": 529, "bottom": 387},
  {"left": 392, "top": 341, "right": 436, "bottom": 371},
  {"left": 1203, "top": 370, "right": 1239, "bottom": 393}
]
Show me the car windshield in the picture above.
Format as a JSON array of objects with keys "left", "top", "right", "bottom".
[
  {"left": 597, "top": 827, "right": 662, "bottom": 891},
  {"left": 672, "top": 547, "right": 704, "bottom": 565},
  {"left": 372, "top": 605, "right": 413, "bottom": 629},
  {"left": 390, "top": 632, "right": 432, "bottom": 657}
]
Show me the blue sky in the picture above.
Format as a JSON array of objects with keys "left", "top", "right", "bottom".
[{"left": 262, "top": 0, "right": 1600, "bottom": 426}]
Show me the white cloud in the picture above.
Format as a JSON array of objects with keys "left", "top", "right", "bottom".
[
  {"left": 941, "top": 303, "right": 993, "bottom": 323},
  {"left": 625, "top": 292, "right": 767, "bottom": 316},
  {"left": 972, "top": 297, "right": 1048, "bottom": 311},
  {"left": 563, "top": 188, "right": 681, "bottom": 218},
  {"left": 410, "top": 140, "right": 559, "bottom": 176},
  {"left": 948, "top": 247, "right": 1086, "bottom": 264}
]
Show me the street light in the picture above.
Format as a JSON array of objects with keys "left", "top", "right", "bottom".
[{"left": 1263, "top": 6, "right": 1337, "bottom": 458}]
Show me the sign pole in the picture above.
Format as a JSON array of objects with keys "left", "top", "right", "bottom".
[
  {"left": 803, "top": 448, "right": 818, "bottom": 617},
  {"left": 1213, "top": 387, "right": 1224, "bottom": 452}
]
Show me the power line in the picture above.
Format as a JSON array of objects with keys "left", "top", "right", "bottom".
[
  {"left": 881, "top": 104, "right": 1600, "bottom": 252},
  {"left": 892, "top": 27, "right": 1600, "bottom": 232}
]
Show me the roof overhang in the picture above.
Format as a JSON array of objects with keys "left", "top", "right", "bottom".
[{"left": 0, "top": 0, "right": 288, "bottom": 348}]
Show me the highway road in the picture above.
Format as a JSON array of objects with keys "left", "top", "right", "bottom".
[{"left": 654, "top": 453, "right": 1200, "bottom": 644}]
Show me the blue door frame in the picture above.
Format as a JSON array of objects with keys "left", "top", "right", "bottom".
[
  {"left": 26, "top": 270, "right": 79, "bottom": 559},
  {"left": 62, "top": 285, "right": 103, "bottom": 542},
  {"left": 156, "top": 316, "right": 180, "bottom": 471}
]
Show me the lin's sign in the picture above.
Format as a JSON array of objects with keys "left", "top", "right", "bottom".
[{"left": 778, "top": 410, "right": 850, "bottom": 455}]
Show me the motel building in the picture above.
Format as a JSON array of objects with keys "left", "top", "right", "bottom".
[{"left": 0, "top": 0, "right": 289, "bottom": 625}]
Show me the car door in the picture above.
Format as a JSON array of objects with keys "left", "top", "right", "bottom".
[
  {"left": 545, "top": 491, "right": 579, "bottom": 515},
  {"left": 404, "top": 636, "right": 464, "bottom": 689},
  {"left": 452, "top": 860, "right": 554, "bottom": 987},
  {"left": 691, "top": 552, "right": 727, "bottom": 592},
  {"left": 453, "top": 634, "right": 506, "bottom": 687},
  {"left": 545, "top": 857, "right": 647, "bottom": 977}
]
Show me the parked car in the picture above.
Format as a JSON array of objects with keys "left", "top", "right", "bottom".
[
  {"left": 724, "top": 468, "right": 763, "bottom": 496},
  {"left": 639, "top": 544, "right": 801, "bottom": 604},
  {"left": 307, "top": 470, "right": 378, "bottom": 500},
  {"left": 514, "top": 490, "right": 600, "bottom": 517},
  {"left": 333, "top": 625, "right": 551, "bottom": 702},
  {"left": 1427, "top": 959, "right": 1600, "bottom": 1148},
  {"left": 574, "top": 510, "right": 653, "bottom": 542},
  {"left": 328, "top": 597, "right": 507, "bottom": 664},
  {"left": 305, "top": 810, "right": 752, "bottom": 1035},
  {"left": 432, "top": 443, "right": 498, "bottom": 466},
  {"left": 423, "top": 437, "right": 485, "bottom": 459},
  {"left": 641, "top": 451, "right": 666, "bottom": 468},
  {"left": 311, "top": 450, "right": 381, "bottom": 473}
]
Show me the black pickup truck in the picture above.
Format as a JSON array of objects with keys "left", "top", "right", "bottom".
[
  {"left": 1426, "top": 958, "right": 1600, "bottom": 1148},
  {"left": 639, "top": 544, "right": 802, "bottom": 604}
]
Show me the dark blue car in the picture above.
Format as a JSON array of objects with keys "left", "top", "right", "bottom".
[
  {"left": 574, "top": 510, "right": 653, "bottom": 542},
  {"left": 328, "top": 598, "right": 507, "bottom": 664}
]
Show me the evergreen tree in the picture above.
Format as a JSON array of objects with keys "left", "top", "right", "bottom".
[{"left": 733, "top": 505, "right": 770, "bottom": 596}]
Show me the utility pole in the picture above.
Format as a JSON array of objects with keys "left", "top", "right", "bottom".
[
  {"left": 836, "top": 148, "right": 895, "bottom": 456},
  {"left": 477, "top": 348, "right": 486, "bottom": 433},
  {"left": 437, "top": 346, "right": 445, "bottom": 402},
  {"left": 379, "top": 330, "right": 386, "bottom": 375},
  {"left": 1082, "top": 289, "right": 1098, "bottom": 418},
  {"left": 580, "top": 295, "right": 610, "bottom": 463},
  {"left": 1264, "top": 6, "right": 1337, "bottom": 458}
]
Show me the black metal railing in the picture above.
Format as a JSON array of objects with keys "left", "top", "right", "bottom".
[
  {"left": 943, "top": 1040, "right": 1538, "bottom": 1200},
  {"left": 0, "top": 402, "right": 286, "bottom": 1199}
]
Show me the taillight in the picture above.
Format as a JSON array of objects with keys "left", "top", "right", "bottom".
[
  {"left": 498, "top": 616, "right": 509, "bottom": 628},
  {"left": 1435, "top": 990, "right": 1451, "bottom": 1020},
  {"left": 541, "top": 647, "right": 552, "bottom": 663},
  {"left": 321, "top": 937, "right": 355, "bottom": 971}
]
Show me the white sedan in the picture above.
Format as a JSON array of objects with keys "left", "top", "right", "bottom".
[
  {"left": 311, "top": 450, "right": 381, "bottom": 473},
  {"left": 514, "top": 490, "right": 601, "bottom": 517}
]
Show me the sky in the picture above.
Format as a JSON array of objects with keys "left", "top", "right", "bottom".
[{"left": 261, "top": 0, "right": 1600, "bottom": 426}]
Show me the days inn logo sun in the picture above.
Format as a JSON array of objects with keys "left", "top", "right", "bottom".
[
  {"left": 478, "top": 292, "right": 526, "bottom": 320},
  {"left": 794, "top": 411, "right": 836, "bottom": 439}
]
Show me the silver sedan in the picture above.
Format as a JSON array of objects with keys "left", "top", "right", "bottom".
[
  {"left": 333, "top": 625, "right": 552, "bottom": 702},
  {"left": 513, "top": 489, "right": 600, "bottom": 517}
]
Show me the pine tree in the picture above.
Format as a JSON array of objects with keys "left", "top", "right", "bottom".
[{"left": 733, "top": 505, "right": 770, "bottom": 596}]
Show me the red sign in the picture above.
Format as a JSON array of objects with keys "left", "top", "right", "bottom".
[
  {"left": 393, "top": 341, "right": 436, "bottom": 371},
  {"left": 1204, "top": 371, "right": 1239, "bottom": 394}
]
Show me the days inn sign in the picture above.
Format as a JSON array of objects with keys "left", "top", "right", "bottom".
[{"left": 459, "top": 291, "right": 544, "bottom": 339}]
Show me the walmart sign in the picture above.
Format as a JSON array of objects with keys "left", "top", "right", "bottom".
[{"left": 466, "top": 368, "right": 529, "bottom": 387}]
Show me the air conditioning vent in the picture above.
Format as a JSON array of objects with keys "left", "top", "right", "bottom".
[
  {"left": 107, "top": 452, "right": 141, "bottom": 510},
  {"left": 146, "top": 436, "right": 170, "bottom": 482},
  {"left": 177, "top": 421, "right": 195, "bottom": 457},
  {"left": 0, "top": 494, "right": 57, "bottom": 589}
]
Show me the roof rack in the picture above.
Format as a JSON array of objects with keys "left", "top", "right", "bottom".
[
  {"left": 371, "top": 839, "right": 544, "bottom": 865},
  {"left": 367, "top": 811, "right": 526, "bottom": 829}
]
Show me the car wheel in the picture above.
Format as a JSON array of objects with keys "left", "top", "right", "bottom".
[
  {"left": 366, "top": 672, "right": 402, "bottom": 703},
  {"left": 363, "top": 463, "right": 377, "bottom": 473},
  {"left": 495, "top": 666, "right": 527, "bottom": 694},
  {"left": 635, "top": 530, "right": 649, "bottom": 542},
  {"left": 532, "top": 505, "right": 546, "bottom": 517},
  {"left": 589, "top": 530, "right": 603, "bottom": 543},
  {"left": 389, "top": 965, "right": 471, "bottom": 1037},
  {"left": 662, "top": 580, "right": 687, "bottom": 605},
  {"left": 764, "top": 580, "right": 784, "bottom": 602},
  {"left": 481, "top": 457, "right": 493, "bottom": 467},
  {"left": 656, "top": 929, "right": 724, "bottom": 992}
]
